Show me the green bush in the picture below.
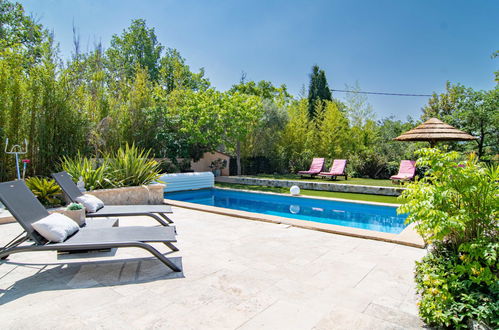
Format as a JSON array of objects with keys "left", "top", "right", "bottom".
[
  {"left": 398, "top": 148, "right": 498, "bottom": 247},
  {"left": 61, "top": 153, "right": 116, "bottom": 190},
  {"left": 157, "top": 159, "right": 179, "bottom": 173},
  {"left": 349, "top": 151, "right": 389, "bottom": 179},
  {"left": 399, "top": 148, "right": 498, "bottom": 328},
  {"left": 107, "top": 144, "right": 162, "bottom": 187},
  {"left": 61, "top": 145, "right": 161, "bottom": 189},
  {"left": 25, "top": 177, "right": 62, "bottom": 207},
  {"left": 415, "top": 240, "right": 498, "bottom": 329}
]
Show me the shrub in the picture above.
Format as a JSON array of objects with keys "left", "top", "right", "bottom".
[
  {"left": 61, "top": 153, "right": 115, "bottom": 190},
  {"left": 398, "top": 148, "right": 498, "bottom": 328},
  {"left": 157, "top": 159, "right": 179, "bottom": 173},
  {"left": 349, "top": 151, "right": 389, "bottom": 179},
  {"left": 209, "top": 158, "right": 227, "bottom": 170},
  {"left": 106, "top": 144, "right": 162, "bottom": 187},
  {"left": 415, "top": 240, "right": 498, "bottom": 329},
  {"left": 398, "top": 148, "right": 498, "bottom": 247},
  {"left": 178, "top": 159, "right": 192, "bottom": 172},
  {"left": 386, "top": 161, "right": 400, "bottom": 177},
  {"left": 62, "top": 146, "right": 161, "bottom": 189},
  {"left": 25, "top": 177, "right": 62, "bottom": 207}
]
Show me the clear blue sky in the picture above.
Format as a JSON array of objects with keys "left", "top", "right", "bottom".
[{"left": 19, "top": 0, "right": 499, "bottom": 120}]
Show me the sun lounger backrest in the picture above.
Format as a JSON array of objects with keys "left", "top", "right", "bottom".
[
  {"left": 330, "top": 159, "right": 347, "bottom": 173},
  {"left": 52, "top": 171, "right": 84, "bottom": 202},
  {"left": 0, "top": 180, "right": 49, "bottom": 244},
  {"left": 310, "top": 158, "right": 325, "bottom": 172},
  {"left": 398, "top": 160, "right": 416, "bottom": 176}
]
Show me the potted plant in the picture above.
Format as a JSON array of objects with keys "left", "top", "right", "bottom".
[
  {"left": 64, "top": 202, "right": 85, "bottom": 226},
  {"left": 209, "top": 158, "right": 227, "bottom": 177}
]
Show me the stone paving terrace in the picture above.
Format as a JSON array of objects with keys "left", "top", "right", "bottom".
[{"left": 0, "top": 207, "right": 426, "bottom": 329}]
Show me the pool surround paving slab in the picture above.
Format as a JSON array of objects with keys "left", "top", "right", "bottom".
[{"left": 0, "top": 208, "right": 427, "bottom": 329}]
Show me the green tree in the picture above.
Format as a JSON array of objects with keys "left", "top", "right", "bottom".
[
  {"left": 457, "top": 88, "right": 499, "bottom": 158},
  {"left": 106, "top": 19, "right": 163, "bottom": 82},
  {"left": 63, "top": 43, "right": 112, "bottom": 155},
  {"left": 230, "top": 79, "right": 290, "bottom": 101},
  {"left": 278, "top": 99, "right": 314, "bottom": 172},
  {"left": 0, "top": 46, "right": 27, "bottom": 179},
  {"left": 422, "top": 81, "right": 462, "bottom": 120},
  {"left": 159, "top": 48, "right": 210, "bottom": 93},
  {"left": 493, "top": 50, "right": 498, "bottom": 84},
  {"left": 0, "top": 0, "right": 44, "bottom": 60},
  {"left": 229, "top": 79, "right": 291, "bottom": 171},
  {"left": 377, "top": 116, "right": 423, "bottom": 162},
  {"left": 422, "top": 83, "right": 498, "bottom": 158},
  {"left": 166, "top": 88, "right": 225, "bottom": 160},
  {"left": 344, "top": 81, "right": 375, "bottom": 127},
  {"left": 243, "top": 100, "right": 288, "bottom": 159},
  {"left": 307, "top": 64, "right": 332, "bottom": 118},
  {"left": 313, "top": 100, "right": 349, "bottom": 159},
  {"left": 118, "top": 67, "right": 156, "bottom": 147},
  {"left": 222, "top": 92, "right": 262, "bottom": 175}
]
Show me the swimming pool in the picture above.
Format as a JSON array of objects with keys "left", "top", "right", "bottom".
[{"left": 165, "top": 188, "right": 407, "bottom": 234}]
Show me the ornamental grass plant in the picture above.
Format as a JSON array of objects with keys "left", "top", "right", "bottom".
[
  {"left": 61, "top": 153, "right": 115, "bottom": 190},
  {"left": 106, "top": 144, "right": 162, "bottom": 187},
  {"left": 60, "top": 145, "right": 161, "bottom": 189}
]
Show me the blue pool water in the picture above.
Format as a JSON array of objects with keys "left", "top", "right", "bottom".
[{"left": 165, "top": 188, "right": 407, "bottom": 234}]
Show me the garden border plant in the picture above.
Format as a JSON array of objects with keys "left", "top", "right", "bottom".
[
  {"left": 25, "top": 176, "right": 63, "bottom": 207},
  {"left": 398, "top": 148, "right": 498, "bottom": 329},
  {"left": 61, "top": 144, "right": 162, "bottom": 190}
]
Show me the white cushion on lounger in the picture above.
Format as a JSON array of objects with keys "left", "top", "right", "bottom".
[
  {"left": 76, "top": 194, "right": 104, "bottom": 213},
  {"left": 32, "top": 213, "right": 80, "bottom": 242}
]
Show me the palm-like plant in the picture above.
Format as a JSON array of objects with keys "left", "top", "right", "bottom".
[
  {"left": 61, "top": 153, "right": 116, "bottom": 190},
  {"left": 25, "top": 177, "right": 62, "bottom": 207},
  {"left": 107, "top": 144, "right": 162, "bottom": 187}
]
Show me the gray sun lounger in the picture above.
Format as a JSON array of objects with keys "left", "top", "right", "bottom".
[
  {"left": 0, "top": 180, "right": 181, "bottom": 272},
  {"left": 52, "top": 171, "right": 173, "bottom": 227}
]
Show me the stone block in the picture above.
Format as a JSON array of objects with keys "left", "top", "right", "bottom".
[{"left": 87, "top": 183, "right": 165, "bottom": 205}]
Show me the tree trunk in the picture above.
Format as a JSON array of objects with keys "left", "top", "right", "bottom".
[
  {"left": 236, "top": 141, "right": 241, "bottom": 176},
  {"left": 477, "top": 123, "right": 485, "bottom": 159}
]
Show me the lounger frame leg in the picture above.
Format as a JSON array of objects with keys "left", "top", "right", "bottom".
[
  {"left": 0, "top": 232, "right": 29, "bottom": 259},
  {"left": 163, "top": 242, "right": 179, "bottom": 251},
  {"left": 0, "top": 242, "right": 181, "bottom": 272},
  {"left": 158, "top": 213, "right": 174, "bottom": 224},
  {"left": 146, "top": 213, "right": 169, "bottom": 226}
]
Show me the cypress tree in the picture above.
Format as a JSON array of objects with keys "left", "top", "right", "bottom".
[{"left": 307, "top": 65, "right": 332, "bottom": 118}]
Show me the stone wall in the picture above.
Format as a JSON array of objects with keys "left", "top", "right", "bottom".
[
  {"left": 190, "top": 151, "right": 230, "bottom": 176},
  {"left": 87, "top": 183, "right": 166, "bottom": 205},
  {"left": 216, "top": 176, "right": 405, "bottom": 196}
]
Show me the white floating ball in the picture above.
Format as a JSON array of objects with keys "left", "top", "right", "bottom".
[
  {"left": 290, "top": 185, "right": 300, "bottom": 196},
  {"left": 289, "top": 205, "right": 300, "bottom": 214}
]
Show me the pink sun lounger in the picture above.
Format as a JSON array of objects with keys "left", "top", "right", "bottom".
[
  {"left": 319, "top": 159, "right": 347, "bottom": 180},
  {"left": 390, "top": 160, "right": 416, "bottom": 182},
  {"left": 298, "top": 158, "right": 325, "bottom": 177}
]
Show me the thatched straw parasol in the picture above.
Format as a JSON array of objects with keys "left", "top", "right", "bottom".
[{"left": 394, "top": 118, "right": 476, "bottom": 147}]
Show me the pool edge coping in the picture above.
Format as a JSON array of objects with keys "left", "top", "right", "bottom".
[{"left": 164, "top": 191, "right": 426, "bottom": 249}]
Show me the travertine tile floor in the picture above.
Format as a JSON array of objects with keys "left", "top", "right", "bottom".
[{"left": 0, "top": 207, "right": 427, "bottom": 329}]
